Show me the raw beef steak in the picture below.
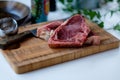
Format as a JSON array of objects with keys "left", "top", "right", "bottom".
[
  {"left": 48, "top": 14, "right": 91, "bottom": 48},
  {"left": 37, "top": 21, "right": 63, "bottom": 40}
]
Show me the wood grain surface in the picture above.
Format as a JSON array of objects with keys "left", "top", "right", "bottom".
[{"left": 1, "top": 19, "right": 120, "bottom": 74}]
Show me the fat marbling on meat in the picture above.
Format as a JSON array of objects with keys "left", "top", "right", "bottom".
[
  {"left": 48, "top": 14, "right": 91, "bottom": 48},
  {"left": 37, "top": 21, "right": 63, "bottom": 40}
]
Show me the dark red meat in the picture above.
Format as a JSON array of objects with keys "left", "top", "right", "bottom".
[
  {"left": 37, "top": 21, "right": 63, "bottom": 40},
  {"left": 48, "top": 14, "right": 91, "bottom": 48}
]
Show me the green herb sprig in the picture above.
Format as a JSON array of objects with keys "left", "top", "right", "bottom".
[
  {"left": 104, "top": 0, "right": 113, "bottom": 3},
  {"left": 59, "top": 0, "right": 104, "bottom": 28},
  {"left": 59, "top": 0, "right": 120, "bottom": 31},
  {"left": 114, "top": 24, "right": 120, "bottom": 31},
  {"left": 76, "top": 9, "right": 104, "bottom": 28}
]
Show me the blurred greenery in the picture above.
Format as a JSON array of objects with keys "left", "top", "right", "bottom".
[
  {"left": 114, "top": 24, "right": 120, "bottom": 31},
  {"left": 59, "top": 0, "right": 104, "bottom": 28},
  {"left": 104, "top": 0, "right": 113, "bottom": 3},
  {"left": 59, "top": 0, "right": 120, "bottom": 31}
]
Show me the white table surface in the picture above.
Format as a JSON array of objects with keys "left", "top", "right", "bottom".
[{"left": 0, "top": 0, "right": 120, "bottom": 80}]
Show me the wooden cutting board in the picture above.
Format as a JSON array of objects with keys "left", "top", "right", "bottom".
[{"left": 0, "top": 19, "right": 120, "bottom": 74}]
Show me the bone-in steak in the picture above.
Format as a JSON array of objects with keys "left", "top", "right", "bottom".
[{"left": 48, "top": 14, "right": 91, "bottom": 48}]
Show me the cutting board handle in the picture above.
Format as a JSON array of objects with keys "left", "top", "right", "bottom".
[{"left": 0, "top": 31, "right": 31, "bottom": 49}]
